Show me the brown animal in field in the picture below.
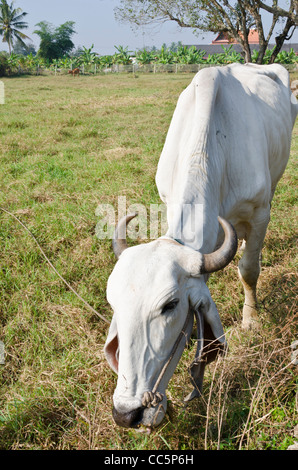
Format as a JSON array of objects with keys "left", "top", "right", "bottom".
[{"left": 68, "top": 68, "right": 80, "bottom": 76}]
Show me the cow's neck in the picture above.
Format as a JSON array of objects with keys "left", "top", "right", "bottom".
[{"left": 165, "top": 150, "right": 222, "bottom": 254}]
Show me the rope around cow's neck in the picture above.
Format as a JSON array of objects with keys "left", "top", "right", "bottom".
[{"left": 141, "top": 309, "right": 193, "bottom": 408}]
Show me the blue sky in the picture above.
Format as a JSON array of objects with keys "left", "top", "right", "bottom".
[{"left": 2, "top": 0, "right": 298, "bottom": 55}]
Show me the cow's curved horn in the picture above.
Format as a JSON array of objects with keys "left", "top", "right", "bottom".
[
  {"left": 112, "top": 213, "right": 138, "bottom": 259},
  {"left": 201, "top": 217, "right": 237, "bottom": 274}
]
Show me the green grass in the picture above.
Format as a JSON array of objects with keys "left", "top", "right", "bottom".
[{"left": 0, "top": 72, "right": 297, "bottom": 450}]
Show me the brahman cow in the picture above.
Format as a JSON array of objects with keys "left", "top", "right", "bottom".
[{"left": 104, "top": 63, "right": 297, "bottom": 431}]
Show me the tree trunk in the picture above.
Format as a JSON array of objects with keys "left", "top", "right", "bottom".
[
  {"left": 242, "top": 41, "right": 252, "bottom": 63},
  {"left": 269, "top": 17, "right": 296, "bottom": 63},
  {"left": 256, "top": 41, "right": 268, "bottom": 64},
  {"left": 237, "top": 4, "right": 252, "bottom": 63}
]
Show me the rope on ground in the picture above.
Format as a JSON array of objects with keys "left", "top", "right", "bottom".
[{"left": 0, "top": 207, "right": 110, "bottom": 325}]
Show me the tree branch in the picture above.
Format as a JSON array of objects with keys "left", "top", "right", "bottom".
[{"left": 256, "top": 0, "right": 298, "bottom": 23}]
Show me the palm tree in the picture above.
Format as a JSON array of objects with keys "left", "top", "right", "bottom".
[{"left": 0, "top": 0, "right": 30, "bottom": 54}]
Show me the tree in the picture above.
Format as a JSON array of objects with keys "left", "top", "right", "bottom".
[
  {"left": 258, "top": 0, "right": 298, "bottom": 62},
  {"left": 115, "top": 0, "right": 297, "bottom": 64},
  {"left": 13, "top": 39, "right": 36, "bottom": 55},
  {"left": 34, "top": 21, "right": 76, "bottom": 61},
  {"left": 0, "top": 0, "right": 30, "bottom": 54}
]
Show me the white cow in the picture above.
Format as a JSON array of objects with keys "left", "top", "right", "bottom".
[{"left": 104, "top": 64, "right": 297, "bottom": 430}]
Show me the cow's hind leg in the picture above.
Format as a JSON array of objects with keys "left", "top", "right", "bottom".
[{"left": 238, "top": 208, "right": 270, "bottom": 329}]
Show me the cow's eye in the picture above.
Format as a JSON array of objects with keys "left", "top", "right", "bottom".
[{"left": 161, "top": 299, "right": 179, "bottom": 314}]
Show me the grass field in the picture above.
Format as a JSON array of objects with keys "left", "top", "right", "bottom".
[{"left": 0, "top": 71, "right": 297, "bottom": 450}]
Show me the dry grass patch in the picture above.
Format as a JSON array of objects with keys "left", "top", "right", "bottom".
[{"left": 104, "top": 146, "right": 143, "bottom": 161}]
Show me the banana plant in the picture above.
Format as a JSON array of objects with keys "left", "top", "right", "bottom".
[
  {"left": 251, "top": 49, "right": 259, "bottom": 63},
  {"left": 58, "top": 56, "right": 73, "bottom": 69},
  {"left": 6, "top": 52, "right": 20, "bottom": 70},
  {"left": 174, "top": 45, "right": 206, "bottom": 64},
  {"left": 25, "top": 52, "right": 38, "bottom": 69},
  {"left": 154, "top": 45, "right": 173, "bottom": 64},
  {"left": 113, "top": 46, "right": 132, "bottom": 65},
  {"left": 262, "top": 49, "right": 274, "bottom": 64},
  {"left": 136, "top": 48, "right": 154, "bottom": 64},
  {"left": 206, "top": 53, "right": 222, "bottom": 64},
  {"left": 276, "top": 48, "right": 297, "bottom": 64},
  {"left": 99, "top": 54, "right": 114, "bottom": 68},
  {"left": 77, "top": 44, "right": 98, "bottom": 65}
]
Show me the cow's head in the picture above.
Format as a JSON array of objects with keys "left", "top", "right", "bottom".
[{"left": 104, "top": 214, "right": 237, "bottom": 431}]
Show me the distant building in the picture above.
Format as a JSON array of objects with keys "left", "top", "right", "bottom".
[
  {"left": 186, "top": 30, "right": 298, "bottom": 56},
  {"left": 212, "top": 29, "right": 259, "bottom": 45}
]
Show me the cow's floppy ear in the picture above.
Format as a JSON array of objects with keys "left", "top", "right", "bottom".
[
  {"left": 185, "top": 292, "right": 227, "bottom": 402},
  {"left": 104, "top": 316, "right": 119, "bottom": 374}
]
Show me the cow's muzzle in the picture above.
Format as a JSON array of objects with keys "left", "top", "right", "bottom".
[
  {"left": 112, "top": 405, "right": 144, "bottom": 428},
  {"left": 112, "top": 393, "right": 167, "bottom": 429}
]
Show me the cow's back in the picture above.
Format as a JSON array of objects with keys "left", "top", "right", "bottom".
[
  {"left": 156, "top": 63, "right": 297, "bottom": 250},
  {"left": 213, "top": 64, "right": 296, "bottom": 212}
]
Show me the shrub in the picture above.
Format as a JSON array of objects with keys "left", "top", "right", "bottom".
[{"left": 0, "top": 52, "right": 10, "bottom": 76}]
